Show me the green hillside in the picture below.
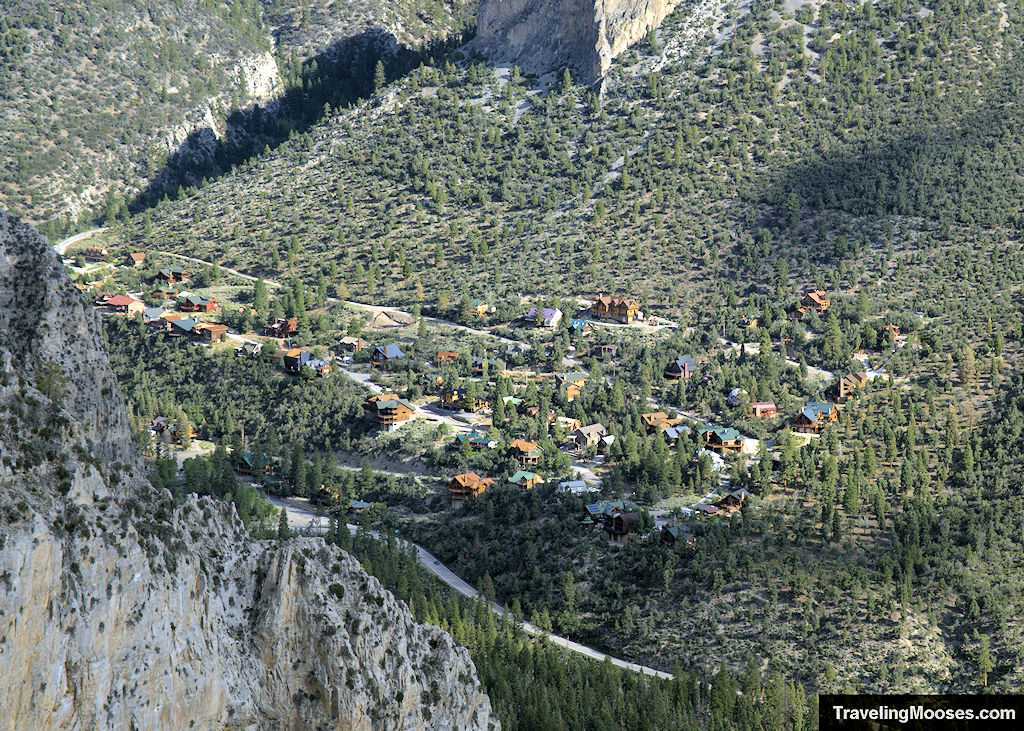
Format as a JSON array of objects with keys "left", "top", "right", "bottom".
[
  {"left": 123, "top": 0, "right": 1023, "bottom": 317},
  {"left": 104, "top": 0, "right": 1024, "bottom": 698}
]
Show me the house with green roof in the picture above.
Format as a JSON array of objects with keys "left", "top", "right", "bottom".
[
  {"left": 793, "top": 401, "right": 838, "bottom": 433},
  {"left": 509, "top": 470, "right": 542, "bottom": 490},
  {"left": 701, "top": 425, "right": 744, "bottom": 454}
]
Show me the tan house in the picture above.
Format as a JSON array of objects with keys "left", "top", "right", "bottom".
[
  {"left": 749, "top": 401, "right": 777, "bottom": 418},
  {"left": 641, "top": 412, "right": 682, "bottom": 435},
  {"left": 592, "top": 295, "right": 640, "bottom": 324},
  {"left": 803, "top": 290, "right": 831, "bottom": 313},
  {"left": 364, "top": 394, "right": 416, "bottom": 431},
  {"left": 510, "top": 439, "right": 542, "bottom": 467},
  {"left": 448, "top": 472, "right": 495, "bottom": 503},
  {"left": 838, "top": 372, "right": 868, "bottom": 403},
  {"left": 105, "top": 294, "right": 145, "bottom": 316},
  {"left": 566, "top": 423, "right": 610, "bottom": 451},
  {"left": 194, "top": 323, "right": 229, "bottom": 343}
]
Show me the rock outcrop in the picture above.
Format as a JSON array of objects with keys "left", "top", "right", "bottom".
[
  {"left": 0, "top": 211, "right": 498, "bottom": 730},
  {"left": 475, "top": 0, "right": 686, "bottom": 82}
]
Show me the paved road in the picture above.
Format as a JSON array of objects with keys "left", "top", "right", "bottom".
[
  {"left": 53, "top": 227, "right": 110, "bottom": 256},
  {"left": 269, "top": 496, "right": 672, "bottom": 680}
]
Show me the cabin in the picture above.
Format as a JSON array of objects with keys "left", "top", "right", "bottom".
[
  {"left": 556, "top": 416, "right": 583, "bottom": 432},
  {"left": 740, "top": 317, "right": 758, "bottom": 331},
  {"left": 124, "top": 252, "right": 147, "bottom": 267},
  {"left": 448, "top": 472, "right": 495, "bottom": 503},
  {"left": 364, "top": 394, "right": 416, "bottom": 431},
  {"left": 469, "top": 356, "right": 490, "bottom": 376},
  {"left": 717, "top": 489, "right": 751, "bottom": 514},
  {"left": 152, "top": 267, "right": 190, "bottom": 285},
  {"left": 605, "top": 512, "right": 639, "bottom": 545},
  {"left": 701, "top": 426, "right": 744, "bottom": 454},
  {"left": 440, "top": 388, "right": 466, "bottom": 409},
  {"left": 179, "top": 294, "right": 219, "bottom": 313},
  {"left": 470, "top": 299, "right": 493, "bottom": 316},
  {"left": 143, "top": 306, "right": 167, "bottom": 326},
  {"left": 509, "top": 439, "right": 542, "bottom": 467},
  {"left": 663, "top": 425, "right": 690, "bottom": 445},
  {"left": 792, "top": 401, "right": 838, "bottom": 433},
  {"left": 568, "top": 319, "right": 592, "bottom": 334},
  {"left": 348, "top": 500, "right": 374, "bottom": 516},
  {"left": 152, "top": 416, "right": 196, "bottom": 443},
  {"left": 665, "top": 354, "right": 698, "bottom": 380},
  {"left": 566, "top": 423, "right": 610, "bottom": 452},
  {"left": 598, "top": 344, "right": 619, "bottom": 359},
  {"left": 838, "top": 372, "right": 868, "bottom": 403},
  {"left": 592, "top": 295, "right": 640, "bottom": 324},
  {"left": 308, "top": 359, "right": 332, "bottom": 377},
  {"left": 749, "top": 401, "right": 777, "bottom": 418},
  {"left": 373, "top": 343, "right": 405, "bottom": 366},
  {"left": 150, "top": 286, "right": 180, "bottom": 301},
  {"left": 435, "top": 351, "right": 461, "bottom": 365},
  {"left": 105, "top": 294, "right": 145, "bottom": 316},
  {"left": 148, "top": 311, "right": 181, "bottom": 332},
  {"left": 584, "top": 500, "right": 627, "bottom": 525},
  {"left": 555, "top": 372, "right": 587, "bottom": 400},
  {"left": 803, "top": 290, "right": 831, "bottom": 313},
  {"left": 283, "top": 349, "right": 312, "bottom": 373},
  {"left": 454, "top": 432, "right": 500, "bottom": 451},
  {"left": 194, "top": 323, "right": 228, "bottom": 343},
  {"left": 235, "top": 341, "right": 262, "bottom": 358},
  {"left": 525, "top": 307, "right": 562, "bottom": 329},
  {"left": 263, "top": 318, "right": 298, "bottom": 338},
  {"left": 879, "top": 324, "right": 908, "bottom": 347},
  {"left": 640, "top": 412, "right": 682, "bottom": 435},
  {"left": 509, "top": 470, "right": 542, "bottom": 491},
  {"left": 168, "top": 318, "right": 198, "bottom": 338},
  {"left": 83, "top": 246, "right": 109, "bottom": 261},
  {"left": 501, "top": 395, "right": 524, "bottom": 411},
  {"left": 236, "top": 452, "right": 274, "bottom": 478},
  {"left": 662, "top": 525, "right": 697, "bottom": 548},
  {"left": 335, "top": 336, "right": 369, "bottom": 354},
  {"left": 558, "top": 480, "right": 599, "bottom": 496}
]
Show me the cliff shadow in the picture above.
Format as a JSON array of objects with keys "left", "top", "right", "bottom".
[{"left": 129, "top": 27, "right": 471, "bottom": 214}]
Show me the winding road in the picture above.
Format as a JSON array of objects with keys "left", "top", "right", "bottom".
[
  {"left": 269, "top": 496, "right": 672, "bottom": 680},
  {"left": 53, "top": 227, "right": 110, "bottom": 256}
]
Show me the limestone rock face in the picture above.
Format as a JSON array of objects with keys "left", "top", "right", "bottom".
[
  {"left": 0, "top": 211, "right": 498, "bottom": 731},
  {"left": 475, "top": 0, "right": 685, "bottom": 82}
]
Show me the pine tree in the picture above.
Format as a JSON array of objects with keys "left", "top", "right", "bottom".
[
  {"left": 830, "top": 510, "right": 842, "bottom": 542},
  {"left": 976, "top": 635, "right": 994, "bottom": 687},
  {"left": 277, "top": 508, "right": 290, "bottom": 540}
]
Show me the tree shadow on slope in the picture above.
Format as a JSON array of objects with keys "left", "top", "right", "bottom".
[
  {"left": 129, "top": 26, "right": 472, "bottom": 215},
  {"left": 763, "top": 54, "right": 1024, "bottom": 232}
]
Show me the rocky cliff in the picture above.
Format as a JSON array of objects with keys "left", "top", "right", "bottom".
[
  {"left": 0, "top": 211, "right": 497, "bottom": 730},
  {"left": 475, "top": 0, "right": 685, "bottom": 82}
]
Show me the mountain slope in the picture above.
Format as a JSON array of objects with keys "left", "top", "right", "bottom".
[
  {"left": 123, "top": 0, "right": 1024, "bottom": 316},
  {"left": 0, "top": 0, "right": 475, "bottom": 232},
  {"left": 0, "top": 210, "right": 497, "bottom": 729}
]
